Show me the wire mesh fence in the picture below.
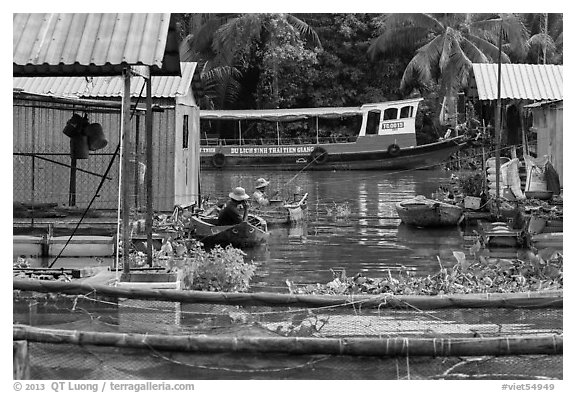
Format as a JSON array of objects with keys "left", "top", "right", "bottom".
[
  {"left": 13, "top": 152, "right": 148, "bottom": 210},
  {"left": 13, "top": 289, "right": 563, "bottom": 380}
]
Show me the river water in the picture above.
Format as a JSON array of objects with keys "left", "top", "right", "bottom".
[{"left": 200, "top": 168, "right": 477, "bottom": 292}]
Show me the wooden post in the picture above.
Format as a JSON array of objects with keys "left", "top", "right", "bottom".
[
  {"left": 276, "top": 122, "right": 280, "bottom": 145},
  {"left": 121, "top": 67, "right": 132, "bottom": 276},
  {"left": 13, "top": 340, "right": 30, "bottom": 379},
  {"left": 145, "top": 71, "right": 154, "bottom": 267},
  {"left": 68, "top": 157, "right": 77, "bottom": 207},
  {"left": 495, "top": 21, "right": 503, "bottom": 202},
  {"left": 134, "top": 116, "right": 140, "bottom": 209},
  {"left": 31, "top": 109, "right": 36, "bottom": 226},
  {"left": 316, "top": 117, "right": 319, "bottom": 144}
]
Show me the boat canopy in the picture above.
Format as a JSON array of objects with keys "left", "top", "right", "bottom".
[
  {"left": 199, "top": 98, "right": 424, "bottom": 122},
  {"left": 200, "top": 106, "right": 365, "bottom": 122}
]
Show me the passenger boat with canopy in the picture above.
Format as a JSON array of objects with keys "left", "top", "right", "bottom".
[{"left": 199, "top": 98, "right": 466, "bottom": 171}]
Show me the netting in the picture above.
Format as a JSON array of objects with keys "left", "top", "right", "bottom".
[{"left": 13, "top": 288, "right": 562, "bottom": 380}]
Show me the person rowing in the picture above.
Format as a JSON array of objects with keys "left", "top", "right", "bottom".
[{"left": 217, "top": 187, "right": 250, "bottom": 226}]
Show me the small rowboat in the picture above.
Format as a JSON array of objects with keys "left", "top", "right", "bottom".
[
  {"left": 252, "top": 193, "right": 308, "bottom": 226},
  {"left": 395, "top": 195, "right": 463, "bottom": 227},
  {"left": 188, "top": 214, "right": 269, "bottom": 249}
]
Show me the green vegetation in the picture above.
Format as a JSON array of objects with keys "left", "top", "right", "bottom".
[{"left": 288, "top": 250, "right": 562, "bottom": 296}]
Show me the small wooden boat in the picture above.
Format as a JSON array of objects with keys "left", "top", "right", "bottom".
[
  {"left": 252, "top": 193, "right": 308, "bottom": 226},
  {"left": 479, "top": 222, "right": 523, "bottom": 248},
  {"left": 395, "top": 196, "right": 463, "bottom": 227},
  {"left": 187, "top": 214, "right": 269, "bottom": 248}
]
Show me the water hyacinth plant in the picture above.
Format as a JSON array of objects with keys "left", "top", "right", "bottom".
[{"left": 288, "top": 250, "right": 562, "bottom": 296}]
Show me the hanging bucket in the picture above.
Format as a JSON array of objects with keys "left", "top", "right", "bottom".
[
  {"left": 62, "top": 114, "right": 85, "bottom": 138},
  {"left": 85, "top": 123, "right": 108, "bottom": 151},
  {"left": 70, "top": 135, "right": 89, "bottom": 159}
]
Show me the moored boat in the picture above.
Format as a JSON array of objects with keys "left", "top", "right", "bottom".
[
  {"left": 200, "top": 98, "right": 466, "bottom": 171},
  {"left": 395, "top": 195, "right": 464, "bottom": 227},
  {"left": 187, "top": 214, "right": 269, "bottom": 249}
]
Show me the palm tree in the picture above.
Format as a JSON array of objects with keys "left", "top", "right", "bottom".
[
  {"left": 524, "top": 13, "right": 563, "bottom": 64},
  {"left": 179, "top": 13, "right": 321, "bottom": 109},
  {"left": 368, "top": 13, "right": 528, "bottom": 96}
]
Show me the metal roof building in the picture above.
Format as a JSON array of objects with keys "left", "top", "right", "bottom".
[
  {"left": 13, "top": 63, "right": 197, "bottom": 99},
  {"left": 468, "top": 64, "right": 563, "bottom": 101},
  {"left": 13, "top": 13, "right": 181, "bottom": 77}
]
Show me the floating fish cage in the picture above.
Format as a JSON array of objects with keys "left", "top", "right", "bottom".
[
  {"left": 13, "top": 235, "right": 115, "bottom": 258},
  {"left": 13, "top": 280, "right": 562, "bottom": 380}
]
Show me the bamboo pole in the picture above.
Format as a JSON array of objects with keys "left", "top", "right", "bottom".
[
  {"left": 495, "top": 21, "right": 503, "bottom": 201},
  {"left": 12, "top": 279, "right": 563, "bottom": 309},
  {"left": 121, "top": 67, "right": 132, "bottom": 275},
  {"left": 13, "top": 325, "right": 562, "bottom": 357},
  {"left": 13, "top": 340, "right": 30, "bottom": 379},
  {"left": 15, "top": 153, "right": 111, "bottom": 180},
  {"left": 145, "top": 72, "right": 153, "bottom": 267}
]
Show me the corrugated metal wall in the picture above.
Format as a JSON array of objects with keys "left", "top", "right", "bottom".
[
  {"left": 534, "top": 104, "right": 563, "bottom": 187},
  {"left": 13, "top": 97, "right": 178, "bottom": 211}
]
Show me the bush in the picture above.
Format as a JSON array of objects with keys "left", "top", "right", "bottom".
[
  {"left": 162, "top": 242, "right": 257, "bottom": 292},
  {"left": 457, "top": 173, "right": 484, "bottom": 197}
]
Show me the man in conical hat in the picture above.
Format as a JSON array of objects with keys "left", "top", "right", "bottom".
[
  {"left": 252, "top": 178, "right": 279, "bottom": 206},
  {"left": 217, "top": 187, "right": 250, "bottom": 226}
]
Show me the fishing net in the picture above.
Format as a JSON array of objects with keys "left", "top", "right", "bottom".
[{"left": 13, "top": 288, "right": 562, "bottom": 380}]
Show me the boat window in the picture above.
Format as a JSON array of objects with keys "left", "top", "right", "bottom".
[
  {"left": 400, "top": 106, "right": 413, "bottom": 118},
  {"left": 366, "top": 110, "right": 380, "bottom": 135},
  {"left": 384, "top": 108, "right": 398, "bottom": 120}
]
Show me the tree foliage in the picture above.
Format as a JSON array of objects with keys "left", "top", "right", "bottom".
[{"left": 174, "top": 13, "right": 561, "bottom": 111}]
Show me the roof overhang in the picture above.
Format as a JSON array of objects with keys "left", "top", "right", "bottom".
[{"left": 13, "top": 13, "right": 181, "bottom": 77}]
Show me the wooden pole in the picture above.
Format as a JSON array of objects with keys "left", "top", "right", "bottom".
[
  {"left": 239, "top": 120, "right": 242, "bottom": 145},
  {"left": 13, "top": 325, "right": 562, "bottom": 357},
  {"left": 121, "top": 67, "right": 132, "bottom": 276},
  {"left": 12, "top": 279, "right": 563, "bottom": 309},
  {"left": 495, "top": 21, "right": 503, "bottom": 201},
  {"left": 316, "top": 117, "right": 319, "bottom": 144},
  {"left": 31, "top": 110, "right": 36, "bottom": 226},
  {"left": 13, "top": 340, "right": 30, "bottom": 379},
  {"left": 276, "top": 122, "right": 280, "bottom": 145},
  {"left": 134, "top": 116, "right": 140, "bottom": 209},
  {"left": 145, "top": 72, "right": 153, "bottom": 267},
  {"left": 68, "top": 157, "right": 77, "bottom": 207}
]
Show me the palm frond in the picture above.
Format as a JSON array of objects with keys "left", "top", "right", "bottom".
[
  {"left": 466, "top": 34, "right": 511, "bottom": 63},
  {"left": 213, "top": 15, "right": 263, "bottom": 60},
  {"left": 528, "top": 33, "right": 556, "bottom": 51},
  {"left": 202, "top": 66, "right": 243, "bottom": 108},
  {"left": 500, "top": 14, "right": 529, "bottom": 58},
  {"left": 439, "top": 28, "right": 455, "bottom": 72},
  {"left": 368, "top": 26, "right": 431, "bottom": 59},
  {"left": 285, "top": 14, "right": 322, "bottom": 48},
  {"left": 459, "top": 37, "right": 489, "bottom": 63},
  {"left": 384, "top": 13, "right": 445, "bottom": 33},
  {"left": 399, "top": 35, "right": 445, "bottom": 89}
]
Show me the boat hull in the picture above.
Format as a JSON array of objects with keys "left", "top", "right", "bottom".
[
  {"left": 395, "top": 198, "right": 463, "bottom": 227},
  {"left": 188, "top": 216, "right": 269, "bottom": 248},
  {"left": 201, "top": 138, "right": 466, "bottom": 171}
]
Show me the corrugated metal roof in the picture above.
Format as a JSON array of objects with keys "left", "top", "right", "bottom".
[
  {"left": 13, "top": 63, "right": 197, "bottom": 99},
  {"left": 524, "top": 99, "right": 563, "bottom": 108},
  {"left": 470, "top": 63, "right": 563, "bottom": 101},
  {"left": 13, "top": 13, "right": 181, "bottom": 77}
]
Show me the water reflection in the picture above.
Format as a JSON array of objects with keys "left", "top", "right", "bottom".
[{"left": 201, "top": 169, "right": 472, "bottom": 291}]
